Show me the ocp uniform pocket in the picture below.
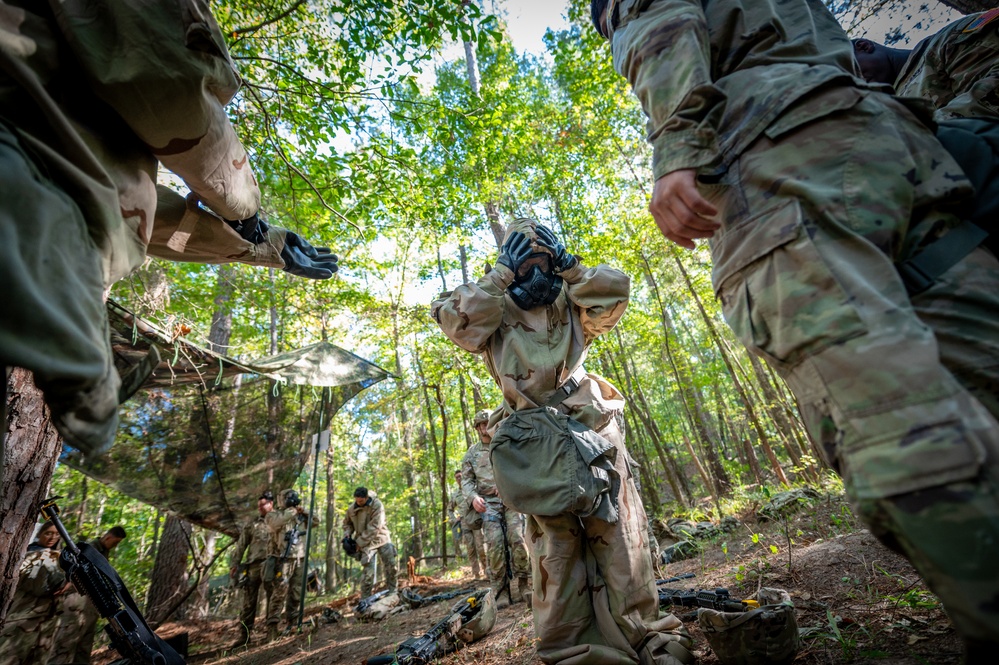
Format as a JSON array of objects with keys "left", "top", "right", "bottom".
[{"left": 713, "top": 199, "right": 867, "bottom": 369}]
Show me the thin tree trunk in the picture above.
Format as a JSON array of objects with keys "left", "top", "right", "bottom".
[
  {"left": 391, "top": 308, "right": 423, "bottom": 561},
  {"left": 1, "top": 369, "right": 61, "bottom": 627},
  {"left": 325, "top": 442, "right": 338, "bottom": 591},
  {"left": 434, "top": 383, "right": 449, "bottom": 568}
]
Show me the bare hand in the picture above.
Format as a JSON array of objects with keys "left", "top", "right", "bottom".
[
  {"left": 649, "top": 170, "right": 719, "bottom": 250},
  {"left": 472, "top": 497, "right": 487, "bottom": 513}
]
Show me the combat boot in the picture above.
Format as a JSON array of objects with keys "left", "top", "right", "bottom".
[
  {"left": 517, "top": 577, "right": 532, "bottom": 609},
  {"left": 230, "top": 622, "right": 251, "bottom": 649}
]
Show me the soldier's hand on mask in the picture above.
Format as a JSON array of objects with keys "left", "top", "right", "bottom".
[
  {"left": 649, "top": 170, "right": 719, "bottom": 250},
  {"left": 496, "top": 231, "right": 534, "bottom": 274},
  {"left": 472, "top": 496, "right": 487, "bottom": 513},
  {"left": 534, "top": 226, "right": 578, "bottom": 273}
]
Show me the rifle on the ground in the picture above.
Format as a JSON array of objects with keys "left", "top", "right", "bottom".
[
  {"left": 365, "top": 589, "right": 491, "bottom": 665},
  {"left": 356, "top": 588, "right": 394, "bottom": 614},
  {"left": 656, "top": 573, "right": 696, "bottom": 586},
  {"left": 39, "top": 497, "right": 185, "bottom": 665},
  {"left": 486, "top": 505, "right": 513, "bottom": 605},
  {"left": 658, "top": 586, "right": 759, "bottom": 613},
  {"left": 401, "top": 586, "right": 477, "bottom": 609}
]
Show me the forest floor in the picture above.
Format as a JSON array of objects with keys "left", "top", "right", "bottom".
[{"left": 100, "top": 489, "right": 962, "bottom": 665}]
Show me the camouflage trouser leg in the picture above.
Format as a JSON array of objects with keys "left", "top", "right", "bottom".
[
  {"left": 239, "top": 561, "right": 263, "bottom": 630},
  {"left": 704, "top": 87, "right": 999, "bottom": 648},
  {"left": 462, "top": 527, "right": 486, "bottom": 578},
  {"left": 0, "top": 123, "right": 119, "bottom": 456},
  {"left": 526, "top": 418, "right": 690, "bottom": 665},
  {"left": 262, "top": 560, "right": 284, "bottom": 626},
  {"left": 284, "top": 558, "right": 304, "bottom": 625},
  {"left": 361, "top": 543, "right": 398, "bottom": 597},
  {"left": 450, "top": 524, "right": 464, "bottom": 558},
  {"left": 482, "top": 502, "right": 531, "bottom": 592},
  {"left": 49, "top": 592, "right": 99, "bottom": 664},
  {"left": 0, "top": 615, "right": 62, "bottom": 665}
]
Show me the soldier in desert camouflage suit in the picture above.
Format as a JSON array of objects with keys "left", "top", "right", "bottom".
[
  {"left": 433, "top": 220, "right": 691, "bottom": 665},
  {"left": 594, "top": 0, "right": 999, "bottom": 658},
  {"left": 342, "top": 488, "right": 398, "bottom": 598},
  {"left": 458, "top": 409, "right": 531, "bottom": 604},
  {"left": 229, "top": 492, "right": 283, "bottom": 644},
  {"left": 0, "top": 522, "right": 69, "bottom": 665},
  {"left": 854, "top": 9, "right": 999, "bottom": 121},
  {"left": 266, "top": 489, "right": 319, "bottom": 629},
  {"left": 49, "top": 527, "right": 126, "bottom": 664},
  {"left": 0, "top": 0, "right": 336, "bottom": 456}
]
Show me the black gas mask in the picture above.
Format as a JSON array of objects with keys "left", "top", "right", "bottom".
[{"left": 508, "top": 252, "right": 563, "bottom": 310}]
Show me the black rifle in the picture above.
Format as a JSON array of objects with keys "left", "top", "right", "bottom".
[
  {"left": 658, "top": 586, "right": 759, "bottom": 613},
  {"left": 356, "top": 588, "right": 394, "bottom": 614},
  {"left": 39, "top": 497, "right": 185, "bottom": 665},
  {"left": 485, "top": 505, "right": 514, "bottom": 605},
  {"left": 655, "top": 573, "right": 696, "bottom": 586},
  {"left": 401, "top": 587, "right": 477, "bottom": 609},
  {"left": 365, "top": 589, "right": 490, "bottom": 665}
]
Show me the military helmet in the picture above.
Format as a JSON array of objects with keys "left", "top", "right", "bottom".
[
  {"left": 455, "top": 590, "right": 497, "bottom": 644},
  {"left": 698, "top": 588, "right": 798, "bottom": 665},
  {"left": 472, "top": 410, "right": 491, "bottom": 427},
  {"left": 281, "top": 488, "right": 301, "bottom": 508}
]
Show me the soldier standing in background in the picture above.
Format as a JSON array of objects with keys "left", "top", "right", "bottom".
[
  {"left": 594, "top": 0, "right": 999, "bottom": 657},
  {"left": 459, "top": 409, "right": 531, "bottom": 607},
  {"left": 267, "top": 489, "right": 319, "bottom": 631},
  {"left": 0, "top": 521, "right": 70, "bottom": 665},
  {"left": 49, "top": 526, "right": 127, "bottom": 664},
  {"left": 342, "top": 487, "right": 397, "bottom": 598},
  {"left": 853, "top": 10, "right": 999, "bottom": 121},
  {"left": 448, "top": 469, "right": 488, "bottom": 580},
  {"left": 229, "top": 491, "right": 282, "bottom": 645}
]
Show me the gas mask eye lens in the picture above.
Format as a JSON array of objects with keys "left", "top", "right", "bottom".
[{"left": 516, "top": 253, "right": 553, "bottom": 280}]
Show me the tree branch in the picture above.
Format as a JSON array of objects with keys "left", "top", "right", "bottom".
[{"left": 232, "top": 1, "right": 307, "bottom": 39}]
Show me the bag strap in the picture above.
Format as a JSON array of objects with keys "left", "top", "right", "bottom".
[
  {"left": 897, "top": 220, "right": 989, "bottom": 296},
  {"left": 543, "top": 367, "right": 586, "bottom": 409}
]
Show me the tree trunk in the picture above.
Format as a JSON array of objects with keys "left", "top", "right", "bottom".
[
  {"left": 145, "top": 514, "right": 192, "bottom": 623},
  {"left": 433, "top": 383, "right": 449, "bottom": 568},
  {"left": 392, "top": 308, "right": 423, "bottom": 561},
  {"left": 1, "top": 369, "right": 62, "bottom": 627}
]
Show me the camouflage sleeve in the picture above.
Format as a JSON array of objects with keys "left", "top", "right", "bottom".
[
  {"left": 560, "top": 262, "right": 631, "bottom": 345},
  {"left": 610, "top": 0, "right": 723, "bottom": 178},
  {"left": 146, "top": 186, "right": 284, "bottom": 269},
  {"left": 18, "top": 553, "right": 66, "bottom": 597},
  {"left": 230, "top": 525, "right": 250, "bottom": 568},
  {"left": 897, "top": 19, "right": 999, "bottom": 121},
  {"left": 342, "top": 510, "right": 354, "bottom": 539},
  {"left": 54, "top": 0, "right": 259, "bottom": 219},
  {"left": 430, "top": 266, "right": 514, "bottom": 353},
  {"left": 460, "top": 449, "right": 479, "bottom": 504}
]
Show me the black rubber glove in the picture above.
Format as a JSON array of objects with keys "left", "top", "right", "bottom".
[
  {"left": 226, "top": 213, "right": 268, "bottom": 244},
  {"left": 496, "top": 231, "right": 534, "bottom": 274},
  {"left": 281, "top": 231, "right": 339, "bottom": 279},
  {"left": 534, "top": 225, "right": 578, "bottom": 273},
  {"left": 226, "top": 214, "right": 338, "bottom": 280},
  {"left": 342, "top": 536, "right": 358, "bottom": 556}
]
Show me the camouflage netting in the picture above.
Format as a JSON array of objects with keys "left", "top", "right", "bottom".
[{"left": 59, "top": 301, "right": 391, "bottom": 536}]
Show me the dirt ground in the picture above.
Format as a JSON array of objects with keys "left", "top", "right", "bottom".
[{"left": 104, "top": 491, "right": 961, "bottom": 665}]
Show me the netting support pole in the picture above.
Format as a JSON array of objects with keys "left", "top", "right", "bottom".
[{"left": 298, "top": 386, "right": 328, "bottom": 632}]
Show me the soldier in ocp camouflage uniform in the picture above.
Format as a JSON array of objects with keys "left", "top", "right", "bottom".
[
  {"left": 342, "top": 487, "right": 398, "bottom": 598},
  {"left": 0, "top": 522, "right": 69, "bottom": 665},
  {"left": 266, "top": 488, "right": 319, "bottom": 629},
  {"left": 448, "top": 469, "right": 488, "bottom": 579},
  {"left": 595, "top": 0, "right": 999, "bottom": 658},
  {"left": 228, "top": 492, "right": 282, "bottom": 645},
  {"left": 854, "top": 10, "right": 999, "bottom": 121},
  {"left": 458, "top": 410, "right": 531, "bottom": 605},
  {"left": 434, "top": 222, "right": 690, "bottom": 665},
  {"left": 0, "top": 0, "right": 336, "bottom": 458}
]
